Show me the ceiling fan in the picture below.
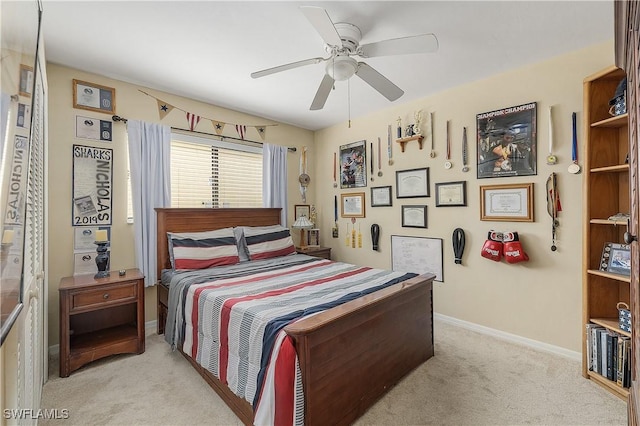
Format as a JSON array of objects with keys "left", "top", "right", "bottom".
[{"left": 250, "top": 6, "right": 439, "bottom": 110}]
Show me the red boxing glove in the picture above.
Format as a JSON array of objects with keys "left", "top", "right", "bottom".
[
  {"left": 503, "top": 231, "right": 529, "bottom": 263},
  {"left": 481, "top": 231, "right": 503, "bottom": 262}
]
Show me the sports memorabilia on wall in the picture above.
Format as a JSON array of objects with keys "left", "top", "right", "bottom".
[{"left": 477, "top": 102, "right": 537, "bottom": 179}]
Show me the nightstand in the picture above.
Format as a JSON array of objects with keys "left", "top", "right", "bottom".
[
  {"left": 297, "top": 246, "right": 331, "bottom": 260},
  {"left": 59, "top": 269, "right": 145, "bottom": 377}
]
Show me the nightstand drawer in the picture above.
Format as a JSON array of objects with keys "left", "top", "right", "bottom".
[{"left": 72, "top": 282, "right": 137, "bottom": 310}]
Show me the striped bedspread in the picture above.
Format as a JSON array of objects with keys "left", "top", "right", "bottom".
[{"left": 164, "top": 254, "right": 417, "bottom": 425}]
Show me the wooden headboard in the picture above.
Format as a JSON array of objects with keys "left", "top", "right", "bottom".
[{"left": 155, "top": 208, "right": 282, "bottom": 282}]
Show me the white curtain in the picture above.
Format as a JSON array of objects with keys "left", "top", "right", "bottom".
[
  {"left": 127, "top": 120, "right": 171, "bottom": 287},
  {"left": 262, "top": 143, "right": 288, "bottom": 225}
]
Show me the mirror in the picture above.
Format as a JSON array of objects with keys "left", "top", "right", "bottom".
[{"left": 0, "top": 0, "right": 41, "bottom": 345}]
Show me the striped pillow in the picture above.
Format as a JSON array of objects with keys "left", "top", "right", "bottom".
[
  {"left": 242, "top": 225, "right": 296, "bottom": 261},
  {"left": 168, "top": 228, "right": 239, "bottom": 270}
]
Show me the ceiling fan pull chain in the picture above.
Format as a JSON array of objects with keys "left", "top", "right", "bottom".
[{"left": 348, "top": 78, "right": 352, "bottom": 128}]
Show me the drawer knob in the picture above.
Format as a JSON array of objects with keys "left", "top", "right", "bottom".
[{"left": 103, "top": 293, "right": 109, "bottom": 299}]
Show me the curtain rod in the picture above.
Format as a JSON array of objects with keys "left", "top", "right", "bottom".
[{"left": 112, "top": 115, "right": 296, "bottom": 152}]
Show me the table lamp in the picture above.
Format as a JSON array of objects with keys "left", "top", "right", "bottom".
[{"left": 292, "top": 215, "right": 314, "bottom": 249}]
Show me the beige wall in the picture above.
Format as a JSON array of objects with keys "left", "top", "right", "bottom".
[
  {"left": 313, "top": 41, "right": 614, "bottom": 353},
  {"left": 46, "top": 63, "right": 315, "bottom": 346},
  {"left": 47, "top": 40, "right": 613, "bottom": 353}
]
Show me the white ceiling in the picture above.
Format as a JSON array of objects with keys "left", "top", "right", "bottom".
[{"left": 41, "top": 1, "right": 614, "bottom": 131}]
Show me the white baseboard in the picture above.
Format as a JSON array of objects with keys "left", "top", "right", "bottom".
[
  {"left": 434, "top": 313, "right": 581, "bottom": 362},
  {"left": 48, "top": 320, "right": 159, "bottom": 357}
]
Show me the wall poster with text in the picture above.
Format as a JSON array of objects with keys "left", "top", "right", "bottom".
[
  {"left": 477, "top": 102, "right": 537, "bottom": 179},
  {"left": 72, "top": 144, "right": 112, "bottom": 226}
]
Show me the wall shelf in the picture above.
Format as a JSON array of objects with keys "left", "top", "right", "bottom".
[{"left": 396, "top": 135, "right": 424, "bottom": 152}]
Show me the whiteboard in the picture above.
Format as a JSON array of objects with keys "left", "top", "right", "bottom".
[{"left": 391, "top": 235, "right": 443, "bottom": 282}]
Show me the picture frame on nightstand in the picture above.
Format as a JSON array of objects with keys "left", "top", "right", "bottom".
[{"left": 307, "top": 228, "right": 320, "bottom": 247}]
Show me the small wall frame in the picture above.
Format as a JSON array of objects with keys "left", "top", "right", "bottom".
[{"left": 73, "top": 79, "right": 116, "bottom": 114}]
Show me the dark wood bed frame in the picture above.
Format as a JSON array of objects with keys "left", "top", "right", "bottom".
[{"left": 156, "top": 207, "right": 435, "bottom": 426}]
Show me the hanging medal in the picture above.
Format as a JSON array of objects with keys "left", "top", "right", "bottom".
[
  {"left": 333, "top": 152, "right": 338, "bottom": 188},
  {"left": 299, "top": 147, "right": 310, "bottom": 202},
  {"left": 444, "top": 120, "right": 452, "bottom": 169},
  {"left": 387, "top": 125, "right": 394, "bottom": 166},
  {"left": 546, "top": 106, "right": 558, "bottom": 165},
  {"left": 377, "top": 137, "right": 383, "bottom": 177},
  {"left": 430, "top": 112, "right": 436, "bottom": 158},
  {"left": 461, "top": 127, "right": 469, "bottom": 172},
  {"left": 568, "top": 112, "right": 582, "bottom": 174}
]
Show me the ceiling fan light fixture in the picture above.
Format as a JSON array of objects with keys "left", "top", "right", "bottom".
[{"left": 326, "top": 56, "right": 358, "bottom": 81}]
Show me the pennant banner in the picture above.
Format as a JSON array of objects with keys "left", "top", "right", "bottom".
[
  {"left": 255, "top": 126, "right": 266, "bottom": 141},
  {"left": 235, "top": 125, "right": 246, "bottom": 140},
  {"left": 138, "top": 89, "right": 277, "bottom": 139},
  {"left": 186, "top": 112, "right": 201, "bottom": 131},
  {"left": 157, "top": 99, "right": 174, "bottom": 120},
  {"left": 212, "top": 121, "right": 225, "bottom": 135}
]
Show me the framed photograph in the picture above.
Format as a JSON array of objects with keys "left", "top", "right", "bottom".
[
  {"left": 341, "top": 192, "right": 365, "bottom": 218},
  {"left": 371, "top": 186, "right": 392, "bottom": 207},
  {"left": 480, "top": 183, "right": 534, "bottom": 222},
  {"left": 401, "top": 205, "right": 427, "bottom": 228},
  {"left": 435, "top": 181, "right": 467, "bottom": 207},
  {"left": 19, "top": 64, "right": 34, "bottom": 98},
  {"left": 396, "top": 167, "right": 430, "bottom": 198},
  {"left": 294, "top": 204, "right": 310, "bottom": 219},
  {"left": 307, "top": 228, "right": 320, "bottom": 247},
  {"left": 339, "top": 140, "right": 367, "bottom": 188},
  {"left": 599, "top": 242, "right": 631, "bottom": 276},
  {"left": 476, "top": 102, "right": 537, "bottom": 179},
  {"left": 73, "top": 79, "right": 116, "bottom": 114}
]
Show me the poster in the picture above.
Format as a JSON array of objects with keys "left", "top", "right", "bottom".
[
  {"left": 476, "top": 102, "right": 537, "bottom": 179},
  {"left": 72, "top": 145, "right": 112, "bottom": 226},
  {"left": 339, "top": 140, "right": 366, "bottom": 188}
]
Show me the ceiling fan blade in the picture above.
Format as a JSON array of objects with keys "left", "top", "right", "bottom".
[
  {"left": 355, "top": 62, "right": 404, "bottom": 101},
  {"left": 300, "top": 6, "right": 343, "bottom": 47},
  {"left": 310, "top": 74, "right": 335, "bottom": 110},
  {"left": 251, "top": 57, "right": 326, "bottom": 79},
  {"left": 359, "top": 34, "right": 439, "bottom": 58}
]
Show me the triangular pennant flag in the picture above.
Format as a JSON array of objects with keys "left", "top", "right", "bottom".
[
  {"left": 157, "top": 99, "right": 174, "bottom": 120},
  {"left": 212, "top": 121, "right": 225, "bottom": 135},
  {"left": 235, "top": 124, "right": 246, "bottom": 139},
  {"left": 186, "top": 112, "right": 201, "bottom": 131},
  {"left": 255, "top": 126, "right": 266, "bottom": 141}
]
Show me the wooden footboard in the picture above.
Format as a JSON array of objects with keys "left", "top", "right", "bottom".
[{"left": 285, "top": 274, "right": 434, "bottom": 426}]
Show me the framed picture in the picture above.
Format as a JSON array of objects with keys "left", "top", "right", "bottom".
[
  {"left": 307, "top": 229, "right": 320, "bottom": 247},
  {"left": 294, "top": 204, "right": 311, "bottom": 220},
  {"left": 73, "top": 79, "right": 116, "bottom": 114},
  {"left": 401, "top": 205, "right": 427, "bottom": 228},
  {"left": 396, "top": 167, "right": 429, "bottom": 198},
  {"left": 339, "top": 140, "right": 367, "bottom": 188},
  {"left": 19, "top": 64, "right": 34, "bottom": 98},
  {"left": 480, "top": 183, "right": 534, "bottom": 222},
  {"left": 476, "top": 102, "right": 537, "bottom": 179},
  {"left": 341, "top": 192, "right": 365, "bottom": 218},
  {"left": 371, "top": 186, "right": 392, "bottom": 207},
  {"left": 435, "top": 181, "right": 467, "bottom": 207},
  {"left": 599, "top": 242, "right": 631, "bottom": 276}
]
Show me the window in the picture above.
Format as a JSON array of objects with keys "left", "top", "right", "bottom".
[{"left": 170, "top": 133, "right": 263, "bottom": 208}]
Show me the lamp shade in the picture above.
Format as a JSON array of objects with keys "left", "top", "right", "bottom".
[{"left": 292, "top": 215, "right": 314, "bottom": 229}]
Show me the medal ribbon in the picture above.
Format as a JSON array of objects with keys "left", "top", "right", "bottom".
[
  {"left": 571, "top": 112, "right": 578, "bottom": 163},
  {"left": 446, "top": 120, "right": 451, "bottom": 160},
  {"left": 549, "top": 106, "right": 554, "bottom": 156},
  {"left": 462, "top": 127, "right": 468, "bottom": 166}
]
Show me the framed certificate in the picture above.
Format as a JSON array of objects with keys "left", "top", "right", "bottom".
[
  {"left": 396, "top": 167, "right": 429, "bottom": 198},
  {"left": 435, "top": 181, "right": 467, "bottom": 207},
  {"left": 371, "top": 186, "right": 392, "bottom": 207},
  {"left": 480, "top": 183, "right": 534, "bottom": 222},
  {"left": 341, "top": 192, "right": 365, "bottom": 218},
  {"left": 401, "top": 205, "right": 427, "bottom": 228},
  {"left": 73, "top": 79, "right": 116, "bottom": 114}
]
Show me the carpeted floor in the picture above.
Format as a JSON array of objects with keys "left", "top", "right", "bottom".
[{"left": 41, "top": 320, "right": 627, "bottom": 425}]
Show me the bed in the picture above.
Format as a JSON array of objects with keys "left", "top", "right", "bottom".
[{"left": 156, "top": 207, "right": 434, "bottom": 426}]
